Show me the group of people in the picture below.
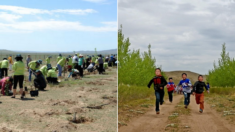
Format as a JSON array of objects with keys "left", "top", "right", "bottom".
[
  {"left": 148, "top": 68, "right": 210, "bottom": 114},
  {"left": 0, "top": 53, "right": 117, "bottom": 103}
]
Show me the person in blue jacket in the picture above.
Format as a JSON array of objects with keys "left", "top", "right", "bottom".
[{"left": 177, "top": 73, "right": 192, "bottom": 109}]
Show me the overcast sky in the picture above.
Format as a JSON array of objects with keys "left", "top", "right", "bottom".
[
  {"left": 118, "top": 0, "right": 235, "bottom": 74},
  {"left": 0, "top": 0, "right": 117, "bottom": 52}
]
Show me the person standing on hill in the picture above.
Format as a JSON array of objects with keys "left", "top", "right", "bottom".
[
  {"left": 166, "top": 77, "right": 176, "bottom": 103},
  {"left": 98, "top": 54, "right": 104, "bottom": 74},
  {"left": 28, "top": 60, "right": 42, "bottom": 81},
  {"left": 78, "top": 54, "right": 84, "bottom": 77},
  {"left": 57, "top": 57, "right": 68, "bottom": 80},
  {"left": 12, "top": 54, "right": 25, "bottom": 99},
  {"left": 91, "top": 55, "right": 96, "bottom": 66},
  {"left": 72, "top": 53, "right": 79, "bottom": 70},
  {"left": 67, "top": 55, "right": 73, "bottom": 72},
  {"left": 26, "top": 55, "right": 32, "bottom": 68},
  {"left": 147, "top": 68, "right": 167, "bottom": 114},
  {"left": 177, "top": 73, "right": 192, "bottom": 109},
  {"left": 46, "top": 56, "right": 52, "bottom": 66},
  {"left": 57, "top": 53, "right": 62, "bottom": 63},
  {"left": 192, "top": 75, "right": 209, "bottom": 113},
  {"left": 8, "top": 55, "right": 13, "bottom": 71},
  {"left": 1, "top": 58, "right": 9, "bottom": 77}
]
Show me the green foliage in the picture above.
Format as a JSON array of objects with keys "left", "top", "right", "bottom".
[
  {"left": 118, "top": 26, "right": 166, "bottom": 86},
  {"left": 207, "top": 43, "right": 235, "bottom": 87}
]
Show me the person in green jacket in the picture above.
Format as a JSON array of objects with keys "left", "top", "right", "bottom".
[
  {"left": 57, "top": 57, "right": 68, "bottom": 80},
  {"left": 12, "top": 54, "right": 25, "bottom": 99},
  {"left": 47, "top": 65, "right": 59, "bottom": 84},
  {"left": 28, "top": 60, "right": 42, "bottom": 81},
  {"left": 40, "top": 65, "right": 48, "bottom": 78},
  {"left": 1, "top": 58, "right": 9, "bottom": 77},
  {"left": 46, "top": 56, "right": 52, "bottom": 66},
  {"left": 78, "top": 54, "right": 84, "bottom": 77},
  {"left": 56, "top": 54, "right": 62, "bottom": 63},
  {"left": 91, "top": 55, "right": 96, "bottom": 66}
]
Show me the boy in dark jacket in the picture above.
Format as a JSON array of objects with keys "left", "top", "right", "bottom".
[
  {"left": 147, "top": 68, "right": 167, "bottom": 114},
  {"left": 192, "top": 75, "right": 209, "bottom": 113}
]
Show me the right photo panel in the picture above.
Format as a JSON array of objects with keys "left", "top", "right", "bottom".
[{"left": 118, "top": 0, "right": 235, "bottom": 132}]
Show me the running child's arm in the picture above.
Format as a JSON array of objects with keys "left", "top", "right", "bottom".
[
  {"left": 147, "top": 79, "right": 154, "bottom": 88},
  {"left": 204, "top": 82, "right": 209, "bottom": 92},
  {"left": 187, "top": 80, "right": 192, "bottom": 86},
  {"left": 160, "top": 77, "right": 167, "bottom": 87},
  {"left": 192, "top": 81, "right": 198, "bottom": 93}
]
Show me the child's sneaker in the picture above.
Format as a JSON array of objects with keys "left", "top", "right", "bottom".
[
  {"left": 185, "top": 105, "right": 188, "bottom": 109},
  {"left": 199, "top": 109, "right": 203, "bottom": 113},
  {"left": 160, "top": 101, "right": 164, "bottom": 105},
  {"left": 156, "top": 111, "right": 160, "bottom": 114}
]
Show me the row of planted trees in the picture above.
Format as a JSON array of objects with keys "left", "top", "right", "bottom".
[
  {"left": 118, "top": 26, "right": 165, "bottom": 86},
  {"left": 207, "top": 43, "right": 235, "bottom": 87}
]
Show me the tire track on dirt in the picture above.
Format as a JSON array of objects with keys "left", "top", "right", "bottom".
[
  {"left": 180, "top": 95, "right": 234, "bottom": 132},
  {"left": 119, "top": 95, "right": 183, "bottom": 132}
]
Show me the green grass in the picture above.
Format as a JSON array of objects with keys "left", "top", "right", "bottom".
[{"left": 205, "top": 87, "right": 235, "bottom": 125}]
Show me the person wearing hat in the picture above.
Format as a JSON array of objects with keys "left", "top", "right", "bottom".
[
  {"left": 57, "top": 53, "right": 62, "bottom": 63},
  {"left": 28, "top": 59, "right": 42, "bottom": 81},
  {"left": 98, "top": 54, "right": 104, "bottom": 74},
  {"left": 78, "top": 54, "right": 84, "bottom": 77},
  {"left": 12, "top": 54, "right": 25, "bottom": 99},
  {"left": 1, "top": 58, "right": 9, "bottom": 78},
  {"left": 57, "top": 56, "right": 68, "bottom": 80},
  {"left": 67, "top": 55, "right": 73, "bottom": 72},
  {"left": 34, "top": 70, "right": 47, "bottom": 90},
  {"left": 72, "top": 53, "right": 79, "bottom": 70},
  {"left": 46, "top": 65, "right": 59, "bottom": 84},
  {"left": 46, "top": 56, "right": 52, "bottom": 67},
  {"left": 8, "top": 55, "right": 13, "bottom": 71},
  {"left": 26, "top": 55, "right": 32, "bottom": 68}
]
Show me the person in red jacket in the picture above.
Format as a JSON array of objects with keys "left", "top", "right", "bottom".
[{"left": 166, "top": 77, "right": 176, "bottom": 103}]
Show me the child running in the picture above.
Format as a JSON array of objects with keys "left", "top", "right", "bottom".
[
  {"left": 192, "top": 75, "right": 209, "bottom": 113},
  {"left": 177, "top": 73, "right": 192, "bottom": 109},
  {"left": 147, "top": 68, "right": 167, "bottom": 114},
  {"left": 166, "top": 77, "right": 176, "bottom": 103}
]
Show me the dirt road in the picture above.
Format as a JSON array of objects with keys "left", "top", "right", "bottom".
[{"left": 119, "top": 94, "right": 234, "bottom": 132}]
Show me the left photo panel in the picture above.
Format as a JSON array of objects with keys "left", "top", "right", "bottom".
[{"left": 0, "top": 0, "right": 117, "bottom": 132}]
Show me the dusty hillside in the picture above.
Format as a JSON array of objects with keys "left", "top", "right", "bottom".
[{"left": 165, "top": 71, "right": 207, "bottom": 84}]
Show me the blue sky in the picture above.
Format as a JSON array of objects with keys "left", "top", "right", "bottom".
[{"left": 0, "top": 0, "right": 117, "bottom": 52}]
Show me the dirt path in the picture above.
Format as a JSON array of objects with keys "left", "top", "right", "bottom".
[
  {"left": 119, "top": 94, "right": 235, "bottom": 132},
  {"left": 180, "top": 95, "right": 234, "bottom": 132},
  {"left": 119, "top": 95, "right": 183, "bottom": 132}
]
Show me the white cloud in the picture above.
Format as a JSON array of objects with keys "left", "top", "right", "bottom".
[
  {"left": 52, "top": 9, "right": 97, "bottom": 15},
  {"left": 0, "top": 5, "right": 96, "bottom": 15},
  {"left": 0, "top": 12, "right": 21, "bottom": 22},
  {"left": 0, "top": 20, "right": 117, "bottom": 32}
]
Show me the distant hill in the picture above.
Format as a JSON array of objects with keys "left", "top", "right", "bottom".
[
  {"left": 0, "top": 49, "right": 117, "bottom": 55},
  {"left": 165, "top": 71, "right": 207, "bottom": 84}
]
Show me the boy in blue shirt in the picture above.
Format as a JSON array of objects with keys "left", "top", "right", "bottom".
[{"left": 178, "top": 73, "right": 192, "bottom": 109}]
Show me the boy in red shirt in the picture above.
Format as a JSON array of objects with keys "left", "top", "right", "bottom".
[{"left": 166, "top": 77, "right": 176, "bottom": 103}]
